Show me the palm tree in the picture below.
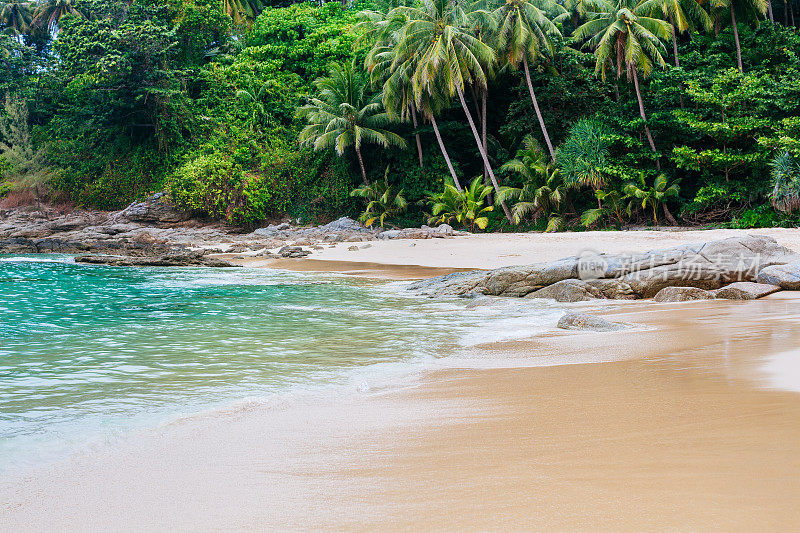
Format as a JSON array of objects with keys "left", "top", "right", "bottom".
[
  {"left": 392, "top": 0, "right": 514, "bottom": 222},
  {"left": 236, "top": 81, "right": 276, "bottom": 132},
  {"left": 221, "top": 0, "right": 265, "bottom": 25},
  {"left": 710, "top": 0, "right": 767, "bottom": 73},
  {"left": 492, "top": 0, "right": 565, "bottom": 161},
  {"left": 623, "top": 172, "right": 680, "bottom": 224},
  {"left": 497, "top": 135, "right": 565, "bottom": 223},
  {"left": 0, "top": 2, "right": 33, "bottom": 35},
  {"left": 574, "top": 0, "right": 673, "bottom": 155},
  {"left": 650, "top": 0, "right": 712, "bottom": 67},
  {"left": 769, "top": 152, "right": 800, "bottom": 213},
  {"left": 298, "top": 60, "right": 407, "bottom": 185},
  {"left": 350, "top": 168, "right": 409, "bottom": 227},
  {"left": 32, "top": 0, "right": 82, "bottom": 33}
]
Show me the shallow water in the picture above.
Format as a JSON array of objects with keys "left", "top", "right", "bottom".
[{"left": 0, "top": 255, "right": 563, "bottom": 473}]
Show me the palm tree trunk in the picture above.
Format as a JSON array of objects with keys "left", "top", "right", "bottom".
[
  {"left": 355, "top": 146, "right": 369, "bottom": 185},
  {"left": 411, "top": 105, "right": 423, "bottom": 168},
  {"left": 631, "top": 67, "right": 658, "bottom": 155},
  {"left": 731, "top": 6, "right": 743, "bottom": 73},
  {"left": 481, "top": 88, "right": 488, "bottom": 186},
  {"left": 669, "top": 15, "right": 680, "bottom": 68},
  {"left": 669, "top": 15, "right": 685, "bottom": 109},
  {"left": 522, "top": 55, "right": 556, "bottom": 162},
  {"left": 663, "top": 202, "right": 678, "bottom": 225},
  {"left": 454, "top": 83, "right": 514, "bottom": 223},
  {"left": 430, "top": 114, "right": 462, "bottom": 191},
  {"left": 767, "top": 0, "right": 774, "bottom": 21}
]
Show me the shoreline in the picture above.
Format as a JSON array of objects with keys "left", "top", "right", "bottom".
[{"left": 2, "top": 293, "right": 800, "bottom": 530}]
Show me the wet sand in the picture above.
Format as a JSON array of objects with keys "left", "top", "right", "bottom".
[{"left": 3, "top": 296, "right": 800, "bottom": 531}]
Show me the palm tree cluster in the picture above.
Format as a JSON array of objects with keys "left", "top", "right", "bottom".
[{"left": 298, "top": 0, "right": 783, "bottom": 229}]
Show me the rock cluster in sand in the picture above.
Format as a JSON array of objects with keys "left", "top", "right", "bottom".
[{"left": 409, "top": 235, "right": 800, "bottom": 301}]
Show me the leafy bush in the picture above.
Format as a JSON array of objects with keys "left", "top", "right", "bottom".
[
  {"left": 428, "top": 177, "right": 494, "bottom": 231},
  {"left": 169, "top": 151, "right": 291, "bottom": 225}
]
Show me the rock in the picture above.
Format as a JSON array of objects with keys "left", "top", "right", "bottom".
[
  {"left": 434, "top": 224, "right": 454, "bottom": 235},
  {"left": 653, "top": 286, "right": 715, "bottom": 302},
  {"left": 377, "top": 230, "right": 402, "bottom": 240},
  {"left": 74, "top": 252, "right": 237, "bottom": 267},
  {"left": 347, "top": 245, "right": 359, "bottom": 251},
  {"left": 317, "top": 217, "right": 371, "bottom": 233},
  {"left": 277, "top": 245, "right": 311, "bottom": 258},
  {"left": 713, "top": 281, "right": 781, "bottom": 300},
  {"left": 525, "top": 279, "right": 603, "bottom": 302},
  {"left": 556, "top": 313, "right": 629, "bottom": 332},
  {"left": 114, "top": 192, "right": 189, "bottom": 224},
  {"left": 410, "top": 235, "right": 799, "bottom": 299},
  {"left": 756, "top": 261, "right": 800, "bottom": 289}
]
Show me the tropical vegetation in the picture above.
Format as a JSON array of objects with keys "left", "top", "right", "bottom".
[{"left": 1, "top": 0, "right": 800, "bottom": 231}]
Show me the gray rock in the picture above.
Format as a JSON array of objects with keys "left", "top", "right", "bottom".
[
  {"left": 756, "top": 261, "right": 800, "bottom": 289},
  {"left": 114, "top": 192, "right": 189, "bottom": 224},
  {"left": 713, "top": 281, "right": 781, "bottom": 300},
  {"left": 525, "top": 279, "right": 603, "bottom": 302},
  {"left": 377, "top": 230, "right": 402, "bottom": 240},
  {"left": 653, "top": 286, "right": 715, "bottom": 302},
  {"left": 556, "top": 312, "right": 629, "bottom": 332},
  {"left": 409, "top": 235, "right": 798, "bottom": 299},
  {"left": 317, "top": 217, "right": 370, "bottom": 233},
  {"left": 74, "top": 252, "right": 236, "bottom": 268},
  {"left": 278, "top": 246, "right": 310, "bottom": 258}
]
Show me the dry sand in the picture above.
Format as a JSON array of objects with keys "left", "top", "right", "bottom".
[{"left": 3, "top": 229, "right": 800, "bottom": 531}]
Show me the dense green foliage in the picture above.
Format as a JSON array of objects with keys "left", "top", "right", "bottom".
[{"left": 2, "top": 0, "right": 800, "bottom": 230}]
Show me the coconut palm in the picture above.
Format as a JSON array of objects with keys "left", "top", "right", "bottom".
[
  {"left": 573, "top": 0, "right": 673, "bottom": 155},
  {"left": 649, "top": 0, "right": 712, "bottom": 67},
  {"left": 0, "top": 2, "right": 33, "bottom": 35},
  {"left": 497, "top": 135, "right": 565, "bottom": 223},
  {"left": 710, "top": 0, "right": 767, "bottom": 73},
  {"left": 221, "top": 0, "right": 265, "bottom": 25},
  {"left": 298, "top": 60, "right": 407, "bottom": 185},
  {"left": 492, "top": 0, "right": 565, "bottom": 160},
  {"left": 236, "top": 81, "right": 277, "bottom": 133},
  {"left": 32, "top": 0, "right": 83, "bottom": 32},
  {"left": 391, "top": 0, "right": 514, "bottom": 222}
]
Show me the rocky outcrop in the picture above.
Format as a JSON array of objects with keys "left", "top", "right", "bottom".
[
  {"left": 653, "top": 286, "right": 715, "bottom": 302},
  {"left": 556, "top": 313, "right": 629, "bottom": 332},
  {"left": 409, "top": 235, "right": 799, "bottom": 300},
  {"left": 114, "top": 192, "right": 189, "bottom": 224},
  {"left": 75, "top": 252, "right": 236, "bottom": 267}
]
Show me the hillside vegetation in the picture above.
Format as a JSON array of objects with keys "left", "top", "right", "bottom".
[{"left": 2, "top": 0, "right": 800, "bottom": 230}]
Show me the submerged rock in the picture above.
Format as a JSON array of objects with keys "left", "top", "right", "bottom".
[
  {"left": 556, "top": 312, "right": 629, "bottom": 332},
  {"left": 653, "top": 286, "right": 715, "bottom": 302}
]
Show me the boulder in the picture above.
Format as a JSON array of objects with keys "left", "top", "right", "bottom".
[
  {"left": 277, "top": 245, "right": 311, "bottom": 258},
  {"left": 525, "top": 279, "right": 603, "bottom": 302},
  {"left": 756, "top": 261, "right": 800, "bottom": 289},
  {"left": 114, "top": 192, "right": 189, "bottom": 224},
  {"left": 556, "top": 312, "right": 629, "bottom": 332},
  {"left": 653, "top": 286, "right": 715, "bottom": 302},
  {"left": 317, "top": 217, "right": 370, "bottom": 233},
  {"left": 713, "top": 281, "right": 781, "bottom": 300},
  {"left": 409, "top": 235, "right": 799, "bottom": 299}
]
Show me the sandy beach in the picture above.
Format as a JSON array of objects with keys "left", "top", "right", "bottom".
[{"left": 3, "top": 229, "right": 800, "bottom": 531}]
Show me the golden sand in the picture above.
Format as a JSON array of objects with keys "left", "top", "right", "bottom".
[{"left": 3, "top": 296, "right": 800, "bottom": 531}]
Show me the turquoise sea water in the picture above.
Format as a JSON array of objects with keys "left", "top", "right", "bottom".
[{"left": 0, "top": 255, "right": 561, "bottom": 473}]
